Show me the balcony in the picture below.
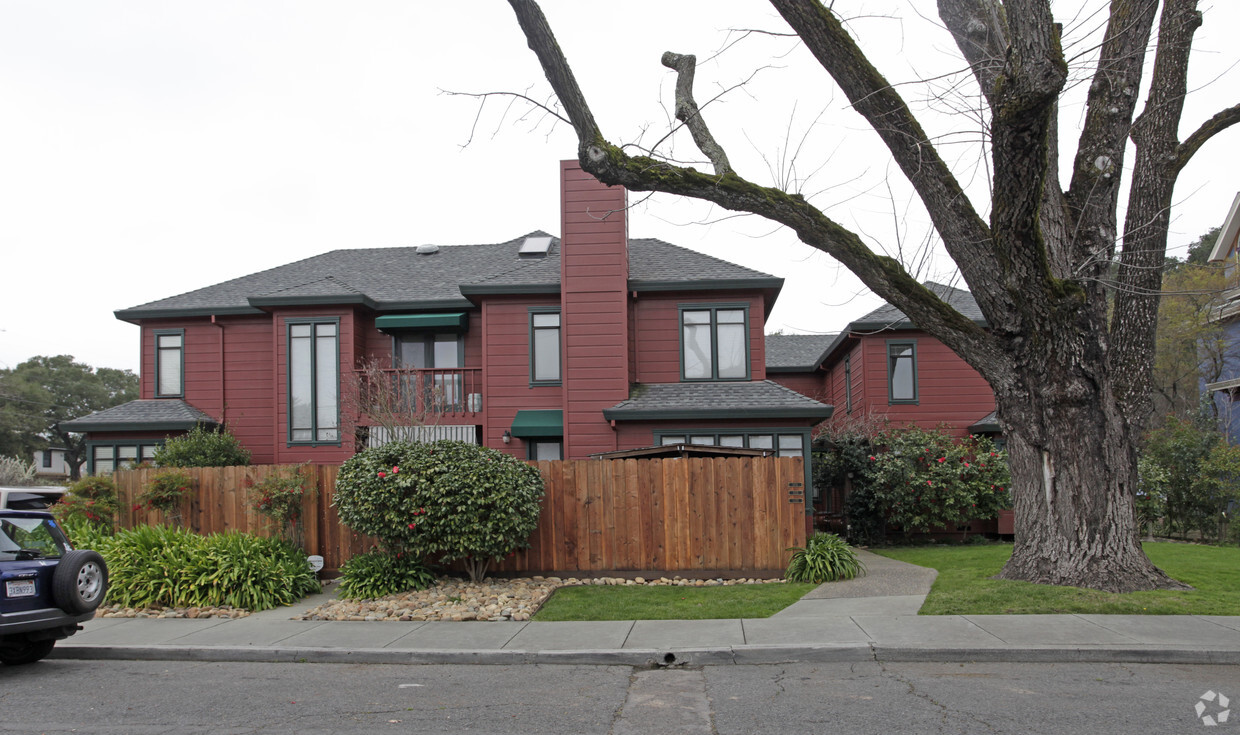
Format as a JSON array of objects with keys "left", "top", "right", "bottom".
[{"left": 360, "top": 367, "right": 484, "bottom": 422}]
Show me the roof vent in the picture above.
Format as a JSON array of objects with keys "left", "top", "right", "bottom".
[
  {"left": 415, "top": 244, "right": 440, "bottom": 255},
  {"left": 518, "top": 235, "right": 553, "bottom": 257}
]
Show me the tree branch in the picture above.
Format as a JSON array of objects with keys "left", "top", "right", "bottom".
[
  {"left": 661, "top": 52, "right": 733, "bottom": 176},
  {"left": 1175, "top": 103, "right": 1240, "bottom": 171},
  {"left": 937, "top": 0, "right": 1008, "bottom": 108}
]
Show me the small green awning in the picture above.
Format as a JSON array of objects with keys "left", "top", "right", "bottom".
[
  {"left": 375, "top": 312, "right": 469, "bottom": 332},
  {"left": 510, "top": 410, "right": 563, "bottom": 438}
]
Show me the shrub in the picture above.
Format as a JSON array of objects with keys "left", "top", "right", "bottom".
[
  {"left": 861, "top": 426, "right": 1010, "bottom": 539},
  {"left": 137, "top": 469, "right": 195, "bottom": 527},
  {"left": 786, "top": 532, "right": 865, "bottom": 583},
  {"left": 337, "top": 549, "right": 437, "bottom": 600},
  {"left": 1140, "top": 416, "right": 1239, "bottom": 541},
  {"left": 153, "top": 425, "right": 251, "bottom": 468},
  {"left": 334, "top": 440, "right": 545, "bottom": 582},
  {"left": 249, "top": 466, "right": 315, "bottom": 548},
  {"left": 52, "top": 475, "right": 119, "bottom": 530},
  {"left": 0, "top": 455, "right": 37, "bottom": 485},
  {"left": 94, "top": 525, "right": 319, "bottom": 610}
]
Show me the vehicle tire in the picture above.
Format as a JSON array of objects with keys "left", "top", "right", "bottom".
[
  {"left": 52, "top": 549, "right": 108, "bottom": 614},
  {"left": 0, "top": 639, "right": 56, "bottom": 666}
]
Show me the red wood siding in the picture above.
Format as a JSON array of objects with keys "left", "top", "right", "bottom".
[
  {"left": 766, "top": 372, "right": 828, "bottom": 402},
  {"left": 480, "top": 295, "right": 562, "bottom": 459},
  {"left": 631, "top": 291, "right": 768, "bottom": 384},
  {"left": 820, "top": 331, "right": 994, "bottom": 437},
  {"left": 559, "top": 160, "right": 629, "bottom": 458},
  {"left": 218, "top": 316, "right": 275, "bottom": 462}
]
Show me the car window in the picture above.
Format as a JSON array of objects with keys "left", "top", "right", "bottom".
[{"left": 0, "top": 517, "right": 66, "bottom": 561}]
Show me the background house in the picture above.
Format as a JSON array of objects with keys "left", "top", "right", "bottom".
[
  {"left": 64, "top": 161, "right": 833, "bottom": 488},
  {"left": 1205, "top": 192, "right": 1240, "bottom": 443},
  {"left": 30, "top": 447, "right": 69, "bottom": 480}
]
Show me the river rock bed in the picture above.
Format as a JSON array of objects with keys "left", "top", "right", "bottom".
[
  {"left": 98, "top": 604, "right": 251, "bottom": 619},
  {"left": 294, "top": 575, "right": 787, "bottom": 622}
]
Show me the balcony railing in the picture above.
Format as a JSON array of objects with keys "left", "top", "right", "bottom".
[{"left": 366, "top": 367, "right": 484, "bottom": 420}]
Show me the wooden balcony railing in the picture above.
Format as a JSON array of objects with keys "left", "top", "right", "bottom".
[{"left": 365, "top": 367, "right": 484, "bottom": 421}]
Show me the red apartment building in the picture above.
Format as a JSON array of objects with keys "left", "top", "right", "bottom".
[{"left": 64, "top": 161, "right": 833, "bottom": 484}]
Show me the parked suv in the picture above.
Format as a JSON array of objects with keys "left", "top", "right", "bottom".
[{"left": 0, "top": 509, "right": 107, "bottom": 665}]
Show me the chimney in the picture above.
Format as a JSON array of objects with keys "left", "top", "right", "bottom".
[{"left": 559, "top": 160, "right": 630, "bottom": 458}]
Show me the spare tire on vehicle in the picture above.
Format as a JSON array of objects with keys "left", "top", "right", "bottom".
[{"left": 52, "top": 549, "right": 108, "bottom": 614}]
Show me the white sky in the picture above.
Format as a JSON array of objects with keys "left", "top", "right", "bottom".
[{"left": 2, "top": 1, "right": 1237, "bottom": 375}]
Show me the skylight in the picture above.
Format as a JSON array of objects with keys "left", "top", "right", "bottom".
[{"left": 518, "top": 235, "right": 553, "bottom": 256}]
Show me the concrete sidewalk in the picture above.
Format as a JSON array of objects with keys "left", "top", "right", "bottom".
[{"left": 51, "top": 551, "right": 1240, "bottom": 667}]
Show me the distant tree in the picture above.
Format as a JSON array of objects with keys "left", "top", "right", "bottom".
[
  {"left": 1152, "top": 233, "right": 1229, "bottom": 425},
  {"left": 0, "top": 356, "right": 137, "bottom": 480}
]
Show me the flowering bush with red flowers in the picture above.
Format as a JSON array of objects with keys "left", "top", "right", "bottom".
[
  {"left": 137, "top": 469, "right": 196, "bottom": 528},
  {"left": 860, "top": 425, "right": 1010, "bottom": 540},
  {"left": 334, "top": 440, "right": 544, "bottom": 583},
  {"left": 248, "top": 465, "right": 316, "bottom": 547},
  {"left": 51, "top": 475, "right": 120, "bottom": 531}
]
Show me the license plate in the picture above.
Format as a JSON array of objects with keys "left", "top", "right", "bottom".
[{"left": 5, "top": 579, "right": 36, "bottom": 598}]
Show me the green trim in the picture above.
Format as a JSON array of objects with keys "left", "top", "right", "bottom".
[
  {"left": 510, "top": 409, "right": 564, "bottom": 438},
  {"left": 886, "top": 339, "right": 919, "bottom": 405},
  {"left": 84, "top": 439, "right": 164, "bottom": 475},
  {"left": 64, "top": 419, "right": 209, "bottom": 433},
  {"left": 376, "top": 312, "right": 469, "bottom": 332},
  {"left": 249, "top": 294, "right": 376, "bottom": 309},
  {"left": 528, "top": 307, "right": 562, "bottom": 387},
  {"left": 526, "top": 438, "right": 564, "bottom": 461},
  {"left": 458, "top": 284, "right": 561, "bottom": 296},
  {"left": 114, "top": 306, "right": 262, "bottom": 323},
  {"left": 630, "top": 277, "right": 783, "bottom": 292},
  {"left": 285, "top": 317, "right": 343, "bottom": 447},
  {"left": 678, "top": 302, "right": 752, "bottom": 382},
  {"left": 844, "top": 353, "right": 853, "bottom": 414},
  {"left": 603, "top": 405, "right": 833, "bottom": 421},
  {"left": 153, "top": 329, "right": 185, "bottom": 399}
]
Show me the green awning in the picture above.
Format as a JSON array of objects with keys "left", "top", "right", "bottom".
[
  {"left": 510, "top": 410, "right": 563, "bottom": 438},
  {"left": 375, "top": 312, "right": 469, "bottom": 332}
]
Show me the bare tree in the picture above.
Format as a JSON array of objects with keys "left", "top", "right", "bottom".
[
  {"left": 340, "top": 357, "right": 444, "bottom": 450},
  {"left": 502, "top": 0, "right": 1240, "bottom": 591}
]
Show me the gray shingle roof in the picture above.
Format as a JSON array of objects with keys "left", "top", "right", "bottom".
[
  {"left": 602, "top": 381, "right": 833, "bottom": 421},
  {"left": 60, "top": 400, "right": 217, "bottom": 433},
  {"left": 116, "top": 232, "right": 782, "bottom": 320},
  {"left": 765, "top": 333, "right": 837, "bottom": 372},
  {"left": 851, "top": 281, "right": 985, "bottom": 329}
]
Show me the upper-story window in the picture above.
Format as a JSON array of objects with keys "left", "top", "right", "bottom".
[
  {"left": 681, "top": 305, "right": 749, "bottom": 381},
  {"left": 887, "top": 340, "right": 918, "bottom": 404},
  {"left": 529, "top": 309, "right": 561, "bottom": 385},
  {"left": 289, "top": 320, "right": 339, "bottom": 444},
  {"left": 844, "top": 353, "right": 854, "bottom": 413},
  {"left": 155, "top": 330, "right": 184, "bottom": 397}
]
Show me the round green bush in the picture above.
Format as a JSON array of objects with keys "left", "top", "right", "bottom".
[
  {"left": 337, "top": 549, "right": 437, "bottom": 600},
  {"left": 153, "top": 425, "right": 251, "bottom": 468},
  {"left": 785, "top": 532, "right": 865, "bottom": 583},
  {"left": 333, "top": 440, "right": 544, "bottom": 582}
]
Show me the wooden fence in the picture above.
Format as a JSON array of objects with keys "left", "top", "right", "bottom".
[{"left": 112, "top": 456, "right": 807, "bottom": 575}]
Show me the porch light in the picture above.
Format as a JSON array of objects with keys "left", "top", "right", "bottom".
[{"left": 502, "top": 430, "right": 511, "bottom": 444}]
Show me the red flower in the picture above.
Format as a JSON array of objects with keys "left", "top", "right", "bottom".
[
  {"left": 926, "top": 480, "right": 932, "bottom": 486},
  {"left": 938, "top": 457, "right": 946, "bottom": 463},
  {"left": 377, "top": 471, "right": 387, "bottom": 478},
  {"left": 408, "top": 522, "right": 416, "bottom": 529},
  {"left": 392, "top": 466, "right": 400, "bottom": 474},
  {"left": 868, "top": 455, "right": 876, "bottom": 461}
]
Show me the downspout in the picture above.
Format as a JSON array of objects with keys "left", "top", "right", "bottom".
[{"left": 213, "top": 315, "right": 225, "bottom": 425}]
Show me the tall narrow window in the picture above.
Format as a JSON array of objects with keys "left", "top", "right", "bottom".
[
  {"left": 42, "top": 450, "right": 53, "bottom": 468},
  {"left": 530, "top": 310, "right": 561, "bottom": 384},
  {"left": 289, "top": 321, "right": 339, "bottom": 443},
  {"left": 887, "top": 341, "right": 917, "bottom": 404},
  {"left": 844, "top": 354, "right": 853, "bottom": 413},
  {"left": 680, "top": 305, "right": 749, "bottom": 381},
  {"left": 155, "top": 331, "right": 184, "bottom": 397}
]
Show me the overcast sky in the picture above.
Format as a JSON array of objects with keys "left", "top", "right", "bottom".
[{"left": 2, "top": 1, "right": 1237, "bottom": 375}]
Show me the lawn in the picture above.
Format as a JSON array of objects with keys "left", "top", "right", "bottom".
[
  {"left": 872, "top": 542, "right": 1240, "bottom": 615},
  {"left": 531, "top": 582, "right": 816, "bottom": 621}
]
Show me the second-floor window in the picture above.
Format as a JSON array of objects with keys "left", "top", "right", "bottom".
[
  {"left": 289, "top": 320, "right": 339, "bottom": 444},
  {"left": 530, "top": 309, "right": 561, "bottom": 385},
  {"left": 681, "top": 305, "right": 749, "bottom": 381},
  {"left": 887, "top": 341, "right": 918, "bottom": 404},
  {"left": 155, "top": 330, "right": 184, "bottom": 397}
]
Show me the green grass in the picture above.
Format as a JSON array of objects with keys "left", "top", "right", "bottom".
[
  {"left": 531, "top": 582, "right": 817, "bottom": 621},
  {"left": 872, "top": 542, "right": 1240, "bottom": 615}
]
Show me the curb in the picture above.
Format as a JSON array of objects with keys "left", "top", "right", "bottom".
[{"left": 50, "top": 643, "right": 1240, "bottom": 667}]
